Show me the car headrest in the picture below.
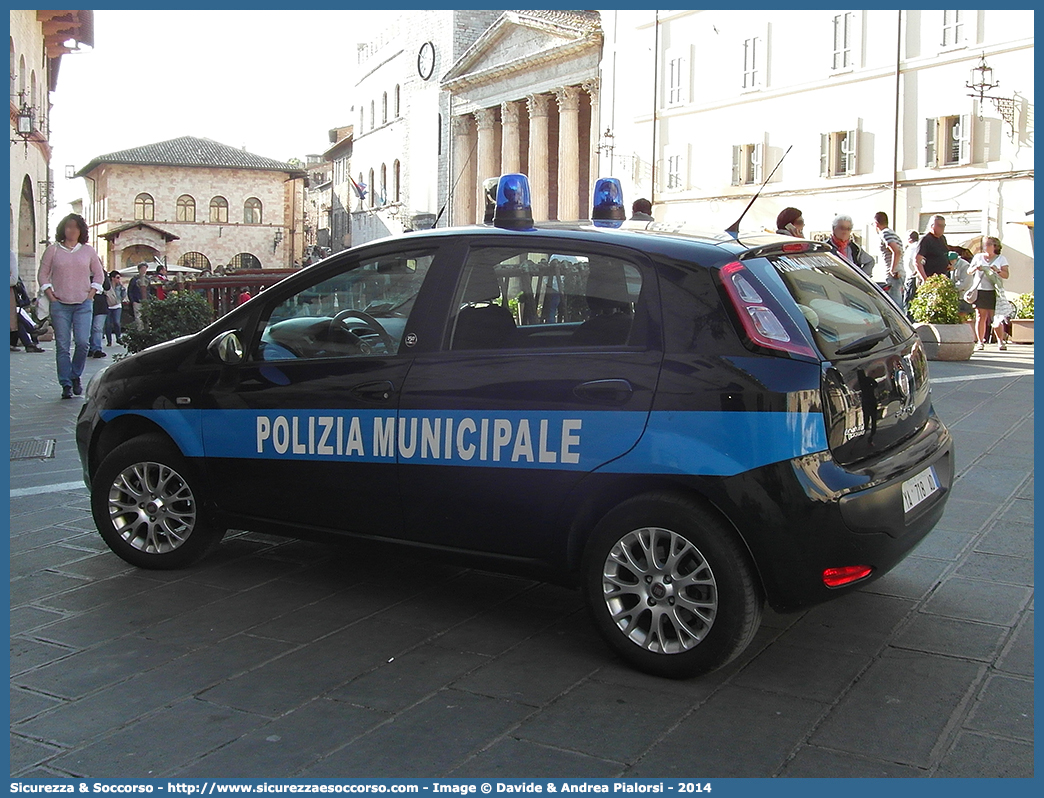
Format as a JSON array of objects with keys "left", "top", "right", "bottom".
[
  {"left": 462, "top": 269, "right": 502, "bottom": 304},
  {"left": 586, "top": 261, "right": 633, "bottom": 305}
]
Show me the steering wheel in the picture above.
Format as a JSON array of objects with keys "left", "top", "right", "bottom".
[{"left": 331, "top": 309, "right": 397, "bottom": 354}]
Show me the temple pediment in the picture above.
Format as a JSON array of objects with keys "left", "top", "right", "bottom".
[{"left": 443, "top": 10, "right": 601, "bottom": 91}]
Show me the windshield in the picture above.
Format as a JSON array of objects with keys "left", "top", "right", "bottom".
[{"left": 752, "top": 251, "right": 913, "bottom": 360}]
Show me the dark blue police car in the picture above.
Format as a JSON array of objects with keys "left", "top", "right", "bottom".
[{"left": 77, "top": 175, "right": 952, "bottom": 678}]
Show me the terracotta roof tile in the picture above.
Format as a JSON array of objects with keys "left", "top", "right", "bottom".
[{"left": 77, "top": 136, "right": 300, "bottom": 176}]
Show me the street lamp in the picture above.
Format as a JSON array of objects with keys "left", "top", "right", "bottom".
[
  {"left": 966, "top": 52, "right": 1016, "bottom": 138},
  {"left": 10, "top": 98, "right": 35, "bottom": 153}
]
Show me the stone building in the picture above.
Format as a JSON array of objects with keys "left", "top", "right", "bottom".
[
  {"left": 600, "top": 9, "right": 1034, "bottom": 293},
  {"left": 326, "top": 126, "right": 354, "bottom": 254},
  {"left": 74, "top": 136, "right": 307, "bottom": 273},
  {"left": 10, "top": 10, "right": 93, "bottom": 293},
  {"left": 303, "top": 125, "right": 352, "bottom": 258},
  {"left": 303, "top": 152, "right": 332, "bottom": 255},
  {"left": 443, "top": 10, "right": 603, "bottom": 225},
  {"left": 350, "top": 9, "right": 502, "bottom": 245}
]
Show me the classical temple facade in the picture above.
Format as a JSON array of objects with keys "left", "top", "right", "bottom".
[{"left": 442, "top": 10, "right": 603, "bottom": 225}]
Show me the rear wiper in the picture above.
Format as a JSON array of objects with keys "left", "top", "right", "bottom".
[{"left": 835, "top": 330, "right": 891, "bottom": 356}]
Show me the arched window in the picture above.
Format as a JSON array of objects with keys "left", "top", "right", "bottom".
[
  {"left": 9, "top": 39, "right": 15, "bottom": 99},
  {"left": 18, "top": 54, "right": 25, "bottom": 96},
  {"left": 370, "top": 100, "right": 375, "bottom": 131},
  {"left": 393, "top": 160, "right": 400, "bottom": 203},
  {"left": 380, "top": 164, "right": 387, "bottom": 206},
  {"left": 359, "top": 106, "right": 364, "bottom": 132},
  {"left": 134, "top": 193, "right": 154, "bottom": 221},
  {"left": 382, "top": 92, "right": 388, "bottom": 125},
  {"left": 178, "top": 251, "right": 211, "bottom": 271},
  {"left": 30, "top": 70, "right": 36, "bottom": 110},
  {"left": 210, "top": 196, "right": 229, "bottom": 223},
  {"left": 244, "top": 197, "right": 263, "bottom": 224},
  {"left": 230, "top": 253, "right": 261, "bottom": 270},
  {"left": 394, "top": 85, "right": 401, "bottom": 117},
  {"left": 368, "top": 168, "right": 375, "bottom": 208},
  {"left": 176, "top": 195, "right": 195, "bottom": 222}
]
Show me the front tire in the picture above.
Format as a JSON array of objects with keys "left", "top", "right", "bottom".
[
  {"left": 582, "top": 492, "right": 763, "bottom": 678},
  {"left": 91, "top": 435, "right": 224, "bottom": 569}
]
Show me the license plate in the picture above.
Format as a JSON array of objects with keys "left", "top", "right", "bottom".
[{"left": 902, "top": 467, "right": 939, "bottom": 514}]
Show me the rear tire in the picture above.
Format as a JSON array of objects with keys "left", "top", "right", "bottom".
[
  {"left": 91, "top": 434, "right": 224, "bottom": 569},
  {"left": 582, "top": 492, "right": 762, "bottom": 678}
]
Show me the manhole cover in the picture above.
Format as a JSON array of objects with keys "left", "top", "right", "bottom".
[{"left": 10, "top": 439, "right": 56, "bottom": 460}]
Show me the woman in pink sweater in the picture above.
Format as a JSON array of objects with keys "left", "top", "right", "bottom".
[{"left": 38, "top": 213, "right": 105, "bottom": 398}]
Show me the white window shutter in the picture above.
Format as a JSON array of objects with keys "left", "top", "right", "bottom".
[
  {"left": 820, "top": 133, "right": 830, "bottom": 177},
  {"left": 753, "top": 142, "right": 764, "bottom": 184},
  {"left": 959, "top": 113, "right": 972, "bottom": 165},
  {"left": 925, "top": 118, "right": 937, "bottom": 167},
  {"left": 845, "top": 128, "right": 858, "bottom": 175},
  {"left": 732, "top": 145, "right": 742, "bottom": 185}
]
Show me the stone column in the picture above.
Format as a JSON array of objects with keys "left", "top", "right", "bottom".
[
  {"left": 452, "top": 115, "right": 476, "bottom": 227},
  {"left": 554, "top": 85, "right": 581, "bottom": 221},
  {"left": 501, "top": 101, "right": 521, "bottom": 174},
  {"left": 583, "top": 78, "right": 601, "bottom": 191},
  {"left": 526, "top": 93, "right": 551, "bottom": 222},
  {"left": 475, "top": 107, "right": 498, "bottom": 224}
]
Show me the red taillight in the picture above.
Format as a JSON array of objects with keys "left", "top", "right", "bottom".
[
  {"left": 781, "top": 242, "right": 809, "bottom": 253},
  {"left": 822, "top": 565, "right": 873, "bottom": 588},
  {"left": 719, "top": 261, "right": 816, "bottom": 358}
]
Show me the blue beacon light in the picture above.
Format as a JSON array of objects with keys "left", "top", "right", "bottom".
[
  {"left": 493, "top": 173, "right": 534, "bottom": 230},
  {"left": 482, "top": 177, "right": 500, "bottom": 224},
  {"left": 591, "top": 177, "right": 625, "bottom": 228}
]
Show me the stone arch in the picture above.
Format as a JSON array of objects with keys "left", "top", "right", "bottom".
[
  {"left": 178, "top": 251, "right": 211, "bottom": 271},
  {"left": 17, "top": 175, "right": 37, "bottom": 287},
  {"left": 230, "top": 253, "right": 262, "bottom": 270}
]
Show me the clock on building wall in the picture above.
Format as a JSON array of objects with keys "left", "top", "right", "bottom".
[{"left": 417, "top": 41, "right": 436, "bottom": 80}]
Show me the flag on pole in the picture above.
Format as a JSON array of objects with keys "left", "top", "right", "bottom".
[{"left": 348, "top": 175, "right": 367, "bottom": 200}]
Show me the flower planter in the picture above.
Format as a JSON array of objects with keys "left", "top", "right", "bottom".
[
  {"left": 914, "top": 322, "right": 976, "bottom": 361},
  {"left": 1011, "top": 318, "right": 1033, "bottom": 344}
]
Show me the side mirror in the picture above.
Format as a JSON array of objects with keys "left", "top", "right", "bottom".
[{"left": 208, "top": 330, "right": 244, "bottom": 365}]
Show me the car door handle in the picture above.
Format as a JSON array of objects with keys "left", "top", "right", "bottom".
[
  {"left": 351, "top": 380, "right": 395, "bottom": 402},
  {"left": 573, "top": 379, "right": 633, "bottom": 406}
]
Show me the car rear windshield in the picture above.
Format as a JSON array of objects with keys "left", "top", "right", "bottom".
[{"left": 750, "top": 250, "right": 913, "bottom": 360}]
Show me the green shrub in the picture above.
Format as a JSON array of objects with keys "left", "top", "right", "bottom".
[
  {"left": 1014, "top": 292, "right": 1034, "bottom": 319},
  {"left": 908, "top": 274, "right": 961, "bottom": 325},
  {"left": 121, "top": 292, "right": 215, "bottom": 354}
]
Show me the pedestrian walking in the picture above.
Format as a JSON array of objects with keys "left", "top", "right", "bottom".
[
  {"left": 916, "top": 215, "right": 950, "bottom": 280},
  {"left": 948, "top": 250, "right": 974, "bottom": 322},
  {"left": 967, "top": 235, "right": 1010, "bottom": 350},
  {"left": 873, "top": 212, "right": 905, "bottom": 310},
  {"left": 775, "top": 207, "right": 804, "bottom": 237},
  {"left": 105, "top": 271, "right": 126, "bottom": 345},
  {"left": 153, "top": 263, "right": 169, "bottom": 300},
  {"left": 630, "top": 198, "right": 655, "bottom": 222},
  {"left": 826, "top": 214, "right": 872, "bottom": 275},
  {"left": 89, "top": 272, "right": 110, "bottom": 358},
  {"left": 127, "top": 262, "right": 150, "bottom": 329},
  {"left": 902, "top": 230, "right": 920, "bottom": 310},
  {"left": 37, "top": 213, "right": 105, "bottom": 398}
]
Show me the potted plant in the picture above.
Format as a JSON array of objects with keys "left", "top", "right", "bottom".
[
  {"left": 1011, "top": 292, "right": 1033, "bottom": 343},
  {"left": 120, "top": 291, "right": 215, "bottom": 355},
  {"left": 908, "top": 274, "right": 976, "bottom": 360}
]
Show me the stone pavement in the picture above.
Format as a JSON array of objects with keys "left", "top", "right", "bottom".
[{"left": 8, "top": 341, "right": 1034, "bottom": 779}]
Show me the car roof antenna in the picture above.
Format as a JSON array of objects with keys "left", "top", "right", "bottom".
[{"left": 725, "top": 144, "right": 793, "bottom": 239}]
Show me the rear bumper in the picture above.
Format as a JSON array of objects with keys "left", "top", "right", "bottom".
[{"left": 710, "top": 415, "right": 954, "bottom": 612}]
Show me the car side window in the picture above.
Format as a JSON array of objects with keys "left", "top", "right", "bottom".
[
  {"left": 448, "top": 247, "right": 644, "bottom": 351},
  {"left": 252, "top": 252, "right": 433, "bottom": 361}
]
